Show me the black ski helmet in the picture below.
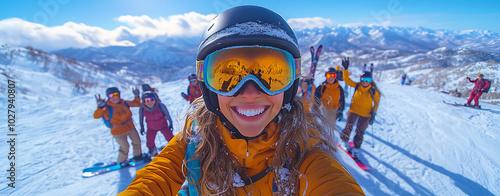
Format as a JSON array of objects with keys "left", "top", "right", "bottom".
[{"left": 197, "top": 5, "right": 301, "bottom": 115}]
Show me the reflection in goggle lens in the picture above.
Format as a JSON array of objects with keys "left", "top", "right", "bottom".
[
  {"left": 107, "top": 92, "right": 119, "bottom": 98},
  {"left": 361, "top": 77, "right": 372, "bottom": 83},
  {"left": 326, "top": 72, "right": 337, "bottom": 79},
  {"left": 197, "top": 46, "right": 300, "bottom": 96}
]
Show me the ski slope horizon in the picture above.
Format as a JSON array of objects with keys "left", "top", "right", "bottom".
[{"left": 1, "top": 73, "right": 500, "bottom": 195}]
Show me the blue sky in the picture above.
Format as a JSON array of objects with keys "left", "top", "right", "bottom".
[
  {"left": 2, "top": 0, "right": 499, "bottom": 31},
  {"left": 1, "top": 0, "right": 499, "bottom": 51}
]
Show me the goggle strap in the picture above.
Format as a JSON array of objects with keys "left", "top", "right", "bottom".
[
  {"left": 295, "top": 58, "right": 301, "bottom": 77},
  {"left": 196, "top": 60, "right": 204, "bottom": 82}
]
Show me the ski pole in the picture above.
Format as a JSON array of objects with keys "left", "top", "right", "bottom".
[
  {"left": 111, "top": 135, "right": 115, "bottom": 151},
  {"left": 371, "top": 125, "right": 374, "bottom": 148}
]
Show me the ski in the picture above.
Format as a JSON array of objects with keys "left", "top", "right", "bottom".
[
  {"left": 308, "top": 45, "right": 322, "bottom": 79},
  {"left": 442, "top": 100, "right": 489, "bottom": 110},
  {"left": 82, "top": 153, "right": 151, "bottom": 177},
  {"left": 336, "top": 142, "right": 371, "bottom": 170}
]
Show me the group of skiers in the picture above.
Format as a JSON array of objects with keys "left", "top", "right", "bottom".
[
  {"left": 93, "top": 80, "right": 202, "bottom": 167},
  {"left": 298, "top": 57, "right": 380, "bottom": 159},
  {"left": 90, "top": 5, "right": 493, "bottom": 196}
]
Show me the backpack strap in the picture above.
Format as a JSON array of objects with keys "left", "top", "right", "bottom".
[
  {"left": 102, "top": 101, "right": 132, "bottom": 128},
  {"left": 185, "top": 138, "right": 201, "bottom": 195},
  {"left": 178, "top": 120, "right": 201, "bottom": 196},
  {"left": 321, "top": 82, "right": 327, "bottom": 95}
]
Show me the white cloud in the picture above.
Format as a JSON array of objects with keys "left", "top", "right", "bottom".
[
  {"left": 0, "top": 12, "right": 215, "bottom": 51},
  {"left": 116, "top": 12, "right": 215, "bottom": 42},
  {"left": 0, "top": 18, "right": 135, "bottom": 51},
  {"left": 287, "top": 17, "right": 334, "bottom": 30}
]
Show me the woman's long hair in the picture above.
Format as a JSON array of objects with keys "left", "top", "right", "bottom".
[
  {"left": 178, "top": 96, "right": 337, "bottom": 195},
  {"left": 370, "top": 81, "right": 382, "bottom": 97}
]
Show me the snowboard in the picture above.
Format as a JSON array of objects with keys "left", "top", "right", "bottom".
[
  {"left": 82, "top": 153, "right": 151, "bottom": 177},
  {"left": 337, "top": 142, "right": 371, "bottom": 170}
]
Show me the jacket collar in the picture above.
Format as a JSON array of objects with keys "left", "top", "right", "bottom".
[{"left": 217, "top": 118, "right": 279, "bottom": 169}]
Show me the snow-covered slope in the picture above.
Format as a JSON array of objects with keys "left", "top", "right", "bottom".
[{"left": 1, "top": 66, "right": 499, "bottom": 195}]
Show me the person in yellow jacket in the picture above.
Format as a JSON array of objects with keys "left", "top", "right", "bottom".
[
  {"left": 340, "top": 57, "right": 380, "bottom": 158},
  {"left": 314, "top": 67, "right": 345, "bottom": 127},
  {"left": 119, "top": 6, "right": 364, "bottom": 196},
  {"left": 94, "top": 87, "right": 143, "bottom": 166}
]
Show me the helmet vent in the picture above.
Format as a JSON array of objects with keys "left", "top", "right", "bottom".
[{"left": 207, "top": 23, "right": 214, "bottom": 31}]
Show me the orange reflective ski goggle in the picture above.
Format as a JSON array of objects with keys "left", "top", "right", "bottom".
[
  {"left": 196, "top": 46, "right": 301, "bottom": 96},
  {"left": 325, "top": 72, "right": 337, "bottom": 79},
  {"left": 107, "top": 92, "right": 119, "bottom": 98}
]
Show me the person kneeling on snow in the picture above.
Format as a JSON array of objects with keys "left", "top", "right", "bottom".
[
  {"left": 139, "top": 84, "right": 174, "bottom": 156},
  {"left": 465, "top": 74, "right": 490, "bottom": 107},
  {"left": 93, "top": 87, "right": 143, "bottom": 166},
  {"left": 340, "top": 57, "right": 381, "bottom": 159}
]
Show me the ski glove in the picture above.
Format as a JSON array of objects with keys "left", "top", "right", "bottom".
[
  {"left": 140, "top": 128, "right": 145, "bottom": 135},
  {"left": 95, "top": 94, "right": 106, "bottom": 108},
  {"left": 133, "top": 87, "right": 140, "bottom": 98},
  {"left": 341, "top": 57, "right": 350, "bottom": 69},
  {"left": 368, "top": 112, "right": 376, "bottom": 125},
  {"left": 181, "top": 92, "right": 188, "bottom": 99}
]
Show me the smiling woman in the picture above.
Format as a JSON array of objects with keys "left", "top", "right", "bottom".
[{"left": 119, "top": 5, "right": 364, "bottom": 196}]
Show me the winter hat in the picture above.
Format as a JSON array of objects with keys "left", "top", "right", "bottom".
[
  {"left": 335, "top": 65, "right": 340, "bottom": 70},
  {"left": 105, "top": 87, "right": 120, "bottom": 95},
  {"left": 142, "top": 84, "right": 152, "bottom": 92},
  {"left": 478, "top": 74, "right": 484, "bottom": 78},
  {"left": 188, "top": 74, "right": 197, "bottom": 81},
  {"left": 326, "top": 67, "right": 337, "bottom": 74},
  {"left": 361, "top": 71, "right": 372, "bottom": 78}
]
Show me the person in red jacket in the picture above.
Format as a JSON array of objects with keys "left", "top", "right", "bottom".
[
  {"left": 94, "top": 87, "right": 143, "bottom": 166},
  {"left": 139, "top": 84, "right": 174, "bottom": 156},
  {"left": 181, "top": 74, "right": 202, "bottom": 103},
  {"left": 465, "top": 74, "right": 490, "bottom": 107}
]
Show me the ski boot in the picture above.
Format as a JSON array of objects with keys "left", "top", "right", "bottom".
[
  {"left": 351, "top": 148, "right": 360, "bottom": 159},
  {"left": 343, "top": 141, "right": 350, "bottom": 152},
  {"left": 119, "top": 160, "right": 130, "bottom": 167},
  {"left": 149, "top": 147, "right": 158, "bottom": 157}
]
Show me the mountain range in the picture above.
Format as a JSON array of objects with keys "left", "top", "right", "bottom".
[{"left": 3, "top": 25, "right": 499, "bottom": 102}]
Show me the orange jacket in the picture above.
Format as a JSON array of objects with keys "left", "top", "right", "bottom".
[
  {"left": 119, "top": 118, "right": 364, "bottom": 195},
  {"left": 93, "top": 97, "right": 141, "bottom": 135},
  {"left": 343, "top": 69, "right": 380, "bottom": 117},
  {"left": 315, "top": 81, "right": 345, "bottom": 110}
]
